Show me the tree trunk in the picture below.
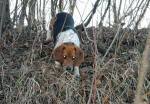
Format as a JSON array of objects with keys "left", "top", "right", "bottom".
[
  {"left": 17, "top": 0, "right": 28, "bottom": 33},
  {"left": 0, "top": 0, "right": 11, "bottom": 39},
  {"left": 28, "top": 0, "right": 36, "bottom": 28}
]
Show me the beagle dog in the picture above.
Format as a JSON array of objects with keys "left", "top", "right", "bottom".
[{"left": 50, "top": 12, "right": 84, "bottom": 76}]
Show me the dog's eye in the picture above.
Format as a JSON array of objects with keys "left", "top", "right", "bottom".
[
  {"left": 72, "top": 56, "right": 76, "bottom": 60},
  {"left": 63, "top": 55, "right": 67, "bottom": 59}
]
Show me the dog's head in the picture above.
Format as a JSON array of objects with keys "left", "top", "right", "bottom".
[{"left": 53, "top": 43, "right": 84, "bottom": 71}]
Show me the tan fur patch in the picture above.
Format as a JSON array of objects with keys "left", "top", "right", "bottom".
[{"left": 53, "top": 43, "right": 84, "bottom": 69}]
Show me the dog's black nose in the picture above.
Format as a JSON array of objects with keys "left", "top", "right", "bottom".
[{"left": 66, "top": 66, "right": 71, "bottom": 70}]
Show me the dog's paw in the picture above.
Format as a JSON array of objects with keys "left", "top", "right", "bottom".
[
  {"left": 74, "top": 66, "right": 80, "bottom": 77},
  {"left": 55, "top": 61, "right": 61, "bottom": 68}
]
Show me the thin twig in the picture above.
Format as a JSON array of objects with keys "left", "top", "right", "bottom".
[
  {"left": 99, "top": 0, "right": 111, "bottom": 26},
  {"left": 87, "top": 76, "right": 94, "bottom": 104},
  {"left": 75, "top": 5, "right": 94, "bottom": 42},
  {"left": 75, "top": 0, "right": 100, "bottom": 29},
  {"left": 101, "top": 24, "right": 121, "bottom": 63},
  {"left": 93, "top": 25, "right": 97, "bottom": 104},
  {"left": 134, "top": 0, "right": 150, "bottom": 30},
  {"left": 84, "top": 0, "right": 100, "bottom": 27}
]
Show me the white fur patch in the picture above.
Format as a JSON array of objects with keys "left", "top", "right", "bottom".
[
  {"left": 74, "top": 66, "right": 80, "bottom": 76},
  {"left": 54, "top": 29, "right": 80, "bottom": 49}
]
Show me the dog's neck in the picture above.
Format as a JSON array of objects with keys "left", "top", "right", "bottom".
[{"left": 54, "top": 29, "right": 80, "bottom": 49}]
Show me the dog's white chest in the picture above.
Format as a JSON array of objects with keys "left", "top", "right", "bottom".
[{"left": 54, "top": 29, "right": 80, "bottom": 49}]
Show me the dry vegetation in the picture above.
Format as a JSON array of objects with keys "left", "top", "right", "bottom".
[
  {"left": 0, "top": 26, "right": 150, "bottom": 104},
  {"left": 0, "top": 0, "right": 150, "bottom": 104}
]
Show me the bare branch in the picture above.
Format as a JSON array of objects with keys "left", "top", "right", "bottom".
[
  {"left": 59, "top": 0, "right": 64, "bottom": 12},
  {"left": 12, "top": 0, "right": 18, "bottom": 26},
  {"left": 99, "top": 0, "right": 111, "bottom": 26},
  {"left": 28, "top": 0, "right": 36, "bottom": 27},
  {"left": 117, "top": 0, "right": 122, "bottom": 18},
  {"left": 134, "top": 0, "right": 150, "bottom": 30},
  {"left": 76, "top": 0, "right": 100, "bottom": 30},
  {"left": 134, "top": 28, "right": 150, "bottom": 104},
  {"left": 18, "top": 0, "right": 28, "bottom": 32},
  {"left": 42, "top": 0, "right": 46, "bottom": 30},
  {"left": 69, "top": 0, "right": 76, "bottom": 15},
  {"left": 51, "top": 0, "right": 58, "bottom": 17},
  {"left": 112, "top": 0, "right": 118, "bottom": 24},
  {"left": 101, "top": 24, "right": 122, "bottom": 62},
  {"left": 84, "top": 0, "right": 100, "bottom": 27}
]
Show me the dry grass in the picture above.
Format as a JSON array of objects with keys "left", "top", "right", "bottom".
[{"left": 0, "top": 26, "right": 150, "bottom": 104}]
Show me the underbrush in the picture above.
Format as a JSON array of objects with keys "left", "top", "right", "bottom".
[{"left": 0, "top": 27, "right": 149, "bottom": 104}]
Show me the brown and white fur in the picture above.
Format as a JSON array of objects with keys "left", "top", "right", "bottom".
[{"left": 50, "top": 12, "right": 84, "bottom": 76}]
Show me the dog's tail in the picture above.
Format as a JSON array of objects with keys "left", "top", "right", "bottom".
[{"left": 46, "top": 17, "right": 55, "bottom": 41}]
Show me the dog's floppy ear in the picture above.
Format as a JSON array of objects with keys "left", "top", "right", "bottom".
[
  {"left": 74, "top": 47, "right": 84, "bottom": 66},
  {"left": 53, "top": 45, "right": 65, "bottom": 63}
]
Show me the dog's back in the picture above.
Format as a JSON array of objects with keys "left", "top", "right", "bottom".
[{"left": 53, "top": 12, "right": 76, "bottom": 43}]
